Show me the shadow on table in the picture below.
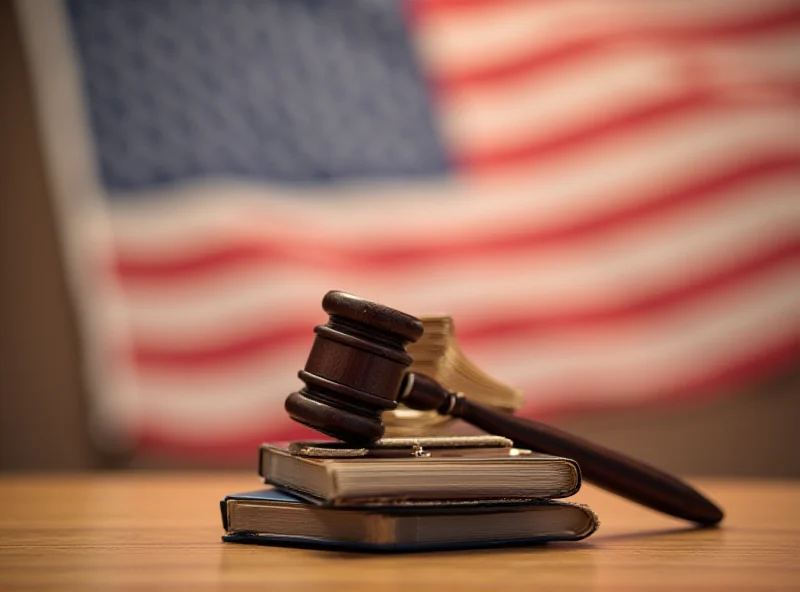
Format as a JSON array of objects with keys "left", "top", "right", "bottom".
[{"left": 588, "top": 524, "right": 721, "bottom": 542}]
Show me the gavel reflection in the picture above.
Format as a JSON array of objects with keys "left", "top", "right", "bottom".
[{"left": 285, "top": 291, "right": 723, "bottom": 526}]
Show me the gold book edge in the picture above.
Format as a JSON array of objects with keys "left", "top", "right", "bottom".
[{"left": 386, "top": 315, "right": 524, "bottom": 435}]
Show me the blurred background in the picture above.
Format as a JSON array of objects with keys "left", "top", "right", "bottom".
[{"left": 1, "top": 0, "right": 798, "bottom": 474}]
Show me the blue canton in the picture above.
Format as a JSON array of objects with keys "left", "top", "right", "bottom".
[{"left": 66, "top": 0, "right": 450, "bottom": 196}]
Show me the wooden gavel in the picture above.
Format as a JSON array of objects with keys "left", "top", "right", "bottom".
[{"left": 285, "top": 291, "right": 724, "bottom": 526}]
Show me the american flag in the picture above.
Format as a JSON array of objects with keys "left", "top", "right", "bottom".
[{"left": 17, "top": 0, "right": 800, "bottom": 459}]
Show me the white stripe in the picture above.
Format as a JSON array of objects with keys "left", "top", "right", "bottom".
[
  {"left": 438, "top": 36, "right": 800, "bottom": 154},
  {"left": 129, "top": 261, "right": 799, "bottom": 440},
  {"left": 473, "top": 262, "right": 800, "bottom": 406},
  {"left": 439, "top": 47, "right": 681, "bottom": 153},
  {"left": 415, "top": 0, "right": 797, "bottom": 73},
  {"left": 105, "top": 107, "right": 800, "bottom": 253},
  {"left": 111, "top": 174, "right": 800, "bottom": 344}
]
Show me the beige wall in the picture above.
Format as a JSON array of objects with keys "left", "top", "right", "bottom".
[
  {"left": 1, "top": 0, "right": 797, "bottom": 474},
  {"left": 1, "top": 0, "right": 98, "bottom": 470}
]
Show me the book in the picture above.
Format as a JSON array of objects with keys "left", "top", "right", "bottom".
[
  {"left": 259, "top": 436, "right": 582, "bottom": 506},
  {"left": 221, "top": 487, "right": 599, "bottom": 552}
]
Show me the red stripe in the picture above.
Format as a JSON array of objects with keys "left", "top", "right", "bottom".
[
  {"left": 111, "top": 153, "right": 800, "bottom": 284},
  {"left": 135, "top": 421, "right": 325, "bottom": 461},
  {"left": 407, "top": 0, "right": 549, "bottom": 22},
  {"left": 133, "top": 334, "right": 799, "bottom": 459},
  {"left": 409, "top": 0, "right": 531, "bottom": 18},
  {"left": 455, "top": 89, "right": 717, "bottom": 173},
  {"left": 431, "top": 7, "right": 800, "bottom": 93},
  {"left": 130, "top": 325, "right": 316, "bottom": 370},
  {"left": 127, "top": 240, "right": 799, "bottom": 370}
]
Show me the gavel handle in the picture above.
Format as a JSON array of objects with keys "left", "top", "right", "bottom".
[{"left": 450, "top": 396, "right": 724, "bottom": 525}]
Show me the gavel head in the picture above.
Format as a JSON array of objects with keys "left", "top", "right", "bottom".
[{"left": 284, "top": 291, "right": 424, "bottom": 444}]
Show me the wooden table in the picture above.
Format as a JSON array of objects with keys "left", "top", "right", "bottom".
[{"left": 0, "top": 474, "right": 797, "bottom": 591}]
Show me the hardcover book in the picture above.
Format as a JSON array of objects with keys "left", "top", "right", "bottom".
[
  {"left": 259, "top": 436, "right": 582, "bottom": 506},
  {"left": 221, "top": 487, "right": 599, "bottom": 552}
]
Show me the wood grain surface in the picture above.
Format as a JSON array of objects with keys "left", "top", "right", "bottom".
[{"left": 0, "top": 474, "right": 797, "bottom": 591}]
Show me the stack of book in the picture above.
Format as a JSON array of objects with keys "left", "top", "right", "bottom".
[{"left": 220, "top": 436, "right": 598, "bottom": 552}]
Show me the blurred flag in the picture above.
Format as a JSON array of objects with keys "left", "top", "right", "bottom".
[{"left": 17, "top": 0, "right": 800, "bottom": 458}]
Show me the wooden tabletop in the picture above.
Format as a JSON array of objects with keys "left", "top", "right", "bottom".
[{"left": 0, "top": 474, "right": 797, "bottom": 591}]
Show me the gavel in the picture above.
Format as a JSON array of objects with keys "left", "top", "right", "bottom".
[{"left": 285, "top": 291, "right": 724, "bottom": 526}]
